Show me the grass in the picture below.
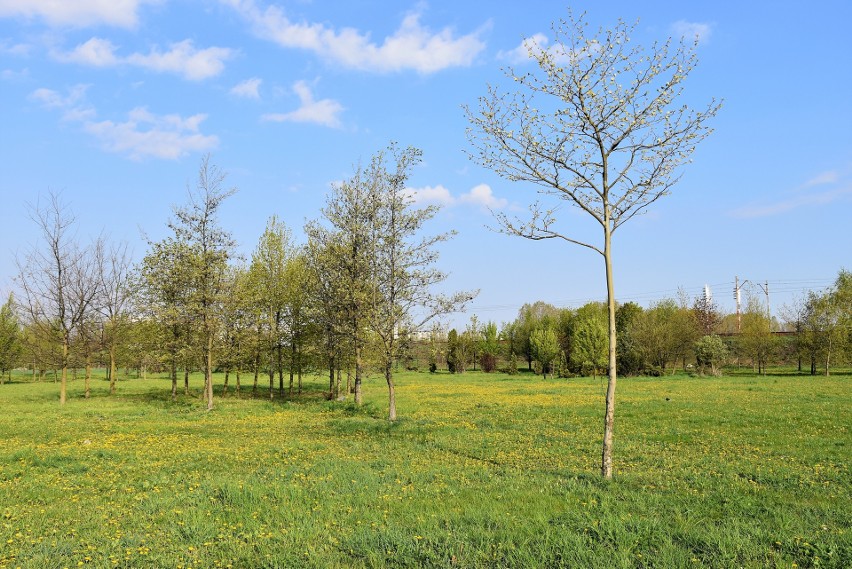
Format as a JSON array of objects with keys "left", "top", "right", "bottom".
[{"left": 0, "top": 368, "right": 849, "bottom": 568}]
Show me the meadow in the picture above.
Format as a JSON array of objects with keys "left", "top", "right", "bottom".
[{"left": 0, "top": 369, "right": 849, "bottom": 568}]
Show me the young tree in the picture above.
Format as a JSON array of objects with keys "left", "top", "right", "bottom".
[
  {"left": 366, "top": 145, "right": 474, "bottom": 420},
  {"left": 572, "top": 305, "right": 608, "bottom": 379},
  {"left": 479, "top": 321, "right": 500, "bottom": 372},
  {"left": 530, "top": 326, "right": 560, "bottom": 378},
  {"left": 246, "top": 216, "right": 292, "bottom": 399},
  {"left": 15, "top": 192, "right": 103, "bottom": 405},
  {"left": 739, "top": 295, "right": 775, "bottom": 375},
  {"left": 0, "top": 293, "right": 23, "bottom": 383},
  {"left": 694, "top": 334, "right": 727, "bottom": 376},
  {"left": 467, "top": 12, "right": 719, "bottom": 477},
  {"left": 97, "top": 241, "right": 134, "bottom": 394}
]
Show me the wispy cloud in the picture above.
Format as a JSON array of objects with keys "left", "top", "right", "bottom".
[
  {"left": 670, "top": 20, "right": 713, "bottom": 45},
  {"left": 31, "top": 85, "right": 218, "bottom": 160},
  {"left": 230, "top": 77, "right": 262, "bottom": 99},
  {"left": 405, "top": 183, "right": 508, "bottom": 212},
  {"left": 262, "top": 80, "right": 343, "bottom": 128},
  {"left": 0, "top": 0, "right": 158, "bottom": 28},
  {"left": 56, "top": 38, "right": 234, "bottom": 80},
  {"left": 224, "top": 0, "right": 486, "bottom": 73},
  {"left": 84, "top": 108, "right": 218, "bottom": 160},
  {"left": 730, "top": 170, "right": 852, "bottom": 218}
]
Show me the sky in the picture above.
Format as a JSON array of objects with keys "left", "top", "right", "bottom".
[{"left": 1, "top": 0, "right": 850, "bottom": 329}]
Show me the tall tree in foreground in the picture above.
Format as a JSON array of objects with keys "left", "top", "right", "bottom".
[
  {"left": 14, "top": 193, "right": 102, "bottom": 404},
  {"left": 466, "top": 12, "right": 720, "bottom": 477}
]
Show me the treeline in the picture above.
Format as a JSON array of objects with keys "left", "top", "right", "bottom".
[
  {"left": 0, "top": 150, "right": 848, "bottom": 415},
  {"left": 423, "top": 271, "right": 850, "bottom": 378},
  {"left": 0, "top": 147, "right": 473, "bottom": 419}
]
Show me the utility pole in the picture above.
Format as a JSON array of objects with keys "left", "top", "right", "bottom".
[{"left": 734, "top": 276, "right": 744, "bottom": 332}]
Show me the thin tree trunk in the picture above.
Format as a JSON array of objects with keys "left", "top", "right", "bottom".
[
  {"left": 109, "top": 346, "right": 117, "bottom": 395},
  {"left": 60, "top": 336, "right": 68, "bottom": 405},
  {"left": 85, "top": 355, "right": 91, "bottom": 399},
  {"left": 354, "top": 344, "right": 363, "bottom": 405},
  {"left": 184, "top": 367, "right": 190, "bottom": 395},
  {"left": 385, "top": 359, "right": 396, "bottom": 421},
  {"left": 601, "top": 222, "right": 617, "bottom": 480},
  {"left": 328, "top": 355, "right": 335, "bottom": 400},
  {"left": 223, "top": 369, "right": 229, "bottom": 395},
  {"left": 206, "top": 332, "right": 214, "bottom": 411},
  {"left": 235, "top": 369, "right": 241, "bottom": 395}
]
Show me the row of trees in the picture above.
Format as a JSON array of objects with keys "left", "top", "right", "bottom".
[
  {"left": 4, "top": 148, "right": 474, "bottom": 419},
  {"left": 428, "top": 270, "right": 849, "bottom": 380}
]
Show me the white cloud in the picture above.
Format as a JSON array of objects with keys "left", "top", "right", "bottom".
[
  {"left": 230, "top": 77, "right": 262, "bottom": 99},
  {"left": 31, "top": 85, "right": 217, "bottom": 159},
  {"left": 404, "top": 184, "right": 455, "bottom": 206},
  {"left": 30, "top": 84, "right": 91, "bottom": 115},
  {"left": 59, "top": 37, "right": 120, "bottom": 66},
  {"left": 497, "top": 33, "right": 592, "bottom": 66},
  {"left": 730, "top": 187, "right": 852, "bottom": 218},
  {"left": 497, "top": 33, "right": 549, "bottom": 64},
  {"left": 262, "top": 80, "right": 343, "bottom": 128},
  {"left": 670, "top": 20, "right": 713, "bottom": 45},
  {"left": 83, "top": 107, "right": 218, "bottom": 160},
  {"left": 0, "top": 0, "right": 158, "bottom": 28},
  {"left": 730, "top": 170, "right": 851, "bottom": 218},
  {"left": 56, "top": 38, "right": 233, "bottom": 80},
  {"left": 404, "top": 183, "right": 508, "bottom": 211},
  {"left": 225, "top": 0, "right": 486, "bottom": 73},
  {"left": 802, "top": 170, "right": 839, "bottom": 188},
  {"left": 0, "top": 39, "right": 30, "bottom": 56},
  {"left": 459, "top": 183, "right": 508, "bottom": 210}
]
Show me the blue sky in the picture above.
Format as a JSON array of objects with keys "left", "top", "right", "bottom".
[{"left": 1, "top": 0, "right": 850, "bottom": 328}]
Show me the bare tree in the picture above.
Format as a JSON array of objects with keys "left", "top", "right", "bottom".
[
  {"left": 98, "top": 241, "right": 134, "bottom": 394},
  {"left": 15, "top": 192, "right": 102, "bottom": 405},
  {"left": 466, "top": 12, "right": 720, "bottom": 477}
]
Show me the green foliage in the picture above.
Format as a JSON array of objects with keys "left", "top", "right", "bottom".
[
  {"left": 530, "top": 326, "right": 560, "bottom": 378},
  {"left": 694, "top": 334, "right": 728, "bottom": 376},
  {"left": 478, "top": 321, "right": 499, "bottom": 373},
  {"left": 0, "top": 294, "right": 22, "bottom": 381},
  {"left": 572, "top": 304, "right": 608, "bottom": 378}
]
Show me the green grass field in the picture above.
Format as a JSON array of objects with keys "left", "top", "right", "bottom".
[{"left": 0, "top": 369, "right": 849, "bottom": 568}]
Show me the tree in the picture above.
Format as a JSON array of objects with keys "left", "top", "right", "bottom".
[
  {"left": 615, "top": 301, "right": 644, "bottom": 375},
  {"left": 138, "top": 238, "right": 195, "bottom": 400},
  {"left": 305, "top": 162, "right": 379, "bottom": 406},
  {"left": 97, "top": 241, "right": 134, "bottom": 394},
  {"left": 739, "top": 295, "right": 775, "bottom": 375},
  {"left": 530, "top": 326, "right": 560, "bottom": 378},
  {"left": 572, "top": 304, "right": 608, "bottom": 379},
  {"left": 0, "top": 293, "right": 23, "bottom": 383},
  {"left": 694, "top": 334, "right": 727, "bottom": 376},
  {"left": 466, "top": 12, "right": 719, "bottom": 477},
  {"left": 15, "top": 192, "right": 103, "bottom": 405},
  {"left": 364, "top": 144, "right": 474, "bottom": 420},
  {"left": 246, "top": 216, "right": 292, "bottom": 399},
  {"left": 152, "top": 155, "right": 236, "bottom": 409},
  {"left": 479, "top": 320, "right": 500, "bottom": 372}
]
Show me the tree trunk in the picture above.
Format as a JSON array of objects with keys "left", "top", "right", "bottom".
[
  {"left": 385, "top": 359, "right": 396, "bottom": 421},
  {"left": 85, "top": 355, "right": 91, "bottom": 399},
  {"left": 206, "top": 331, "right": 214, "bottom": 411},
  {"left": 235, "top": 369, "right": 241, "bottom": 395},
  {"left": 60, "top": 335, "right": 68, "bottom": 405},
  {"left": 328, "top": 356, "right": 335, "bottom": 400},
  {"left": 354, "top": 344, "right": 363, "bottom": 405},
  {"left": 109, "top": 346, "right": 117, "bottom": 395},
  {"left": 223, "top": 369, "right": 229, "bottom": 395},
  {"left": 601, "top": 222, "right": 617, "bottom": 480},
  {"left": 184, "top": 368, "right": 190, "bottom": 395}
]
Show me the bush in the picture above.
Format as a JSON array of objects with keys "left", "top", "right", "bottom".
[{"left": 480, "top": 353, "right": 497, "bottom": 373}]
